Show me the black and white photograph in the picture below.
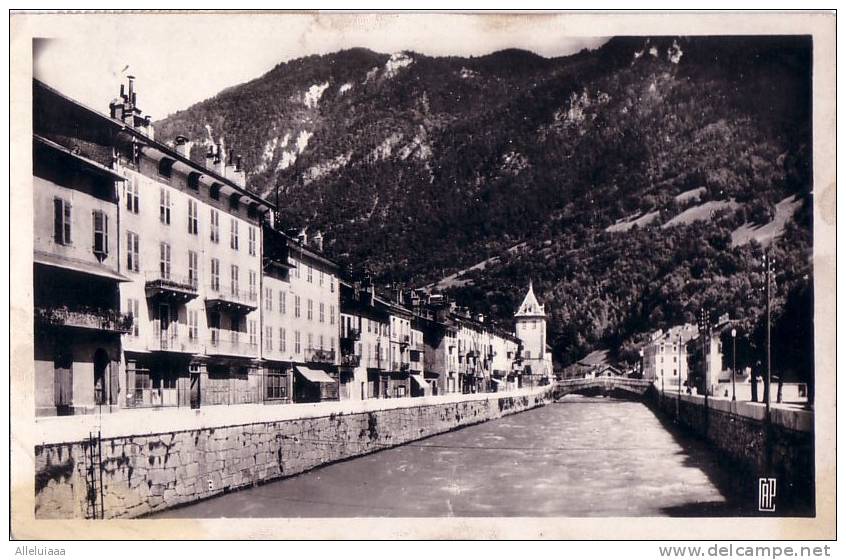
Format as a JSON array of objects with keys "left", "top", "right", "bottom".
[{"left": 8, "top": 10, "right": 836, "bottom": 542}]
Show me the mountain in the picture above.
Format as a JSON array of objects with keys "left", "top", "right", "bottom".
[{"left": 155, "top": 36, "right": 813, "bottom": 378}]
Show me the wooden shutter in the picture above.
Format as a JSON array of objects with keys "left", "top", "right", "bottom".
[
  {"left": 109, "top": 361, "right": 120, "bottom": 405},
  {"left": 53, "top": 198, "right": 63, "bottom": 243}
]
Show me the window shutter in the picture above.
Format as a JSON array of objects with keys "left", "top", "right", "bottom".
[
  {"left": 103, "top": 214, "right": 109, "bottom": 255},
  {"left": 53, "top": 198, "right": 63, "bottom": 243},
  {"left": 92, "top": 210, "right": 98, "bottom": 251}
]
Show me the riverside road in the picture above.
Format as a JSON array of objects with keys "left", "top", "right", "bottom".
[{"left": 153, "top": 396, "right": 755, "bottom": 518}]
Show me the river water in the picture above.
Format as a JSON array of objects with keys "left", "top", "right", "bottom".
[{"left": 153, "top": 396, "right": 753, "bottom": 518}]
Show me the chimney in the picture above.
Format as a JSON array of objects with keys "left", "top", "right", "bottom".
[
  {"left": 214, "top": 148, "right": 225, "bottom": 175},
  {"left": 477, "top": 313, "right": 485, "bottom": 323},
  {"left": 224, "top": 151, "right": 237, "bottom": 181},
  {"left": 312, "top": 231, "right": 324, "bottom": 252},
  {"left": 205, "top": 145, "right": 216, "bottom": 170},
  {"left": 297, "top": 228, "right": 308, "bottom": 246},
  {"left": 144, "top": 116, "right": 155, "bottom": 140},
  {"left": 174, "top": 135, "right": 190, "bottom": 158},
  {"left": 233, "top": 155, "right": 247, "bottom": 187}
]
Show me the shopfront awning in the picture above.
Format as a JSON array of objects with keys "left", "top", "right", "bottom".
[
  {"left": 295, "top": 366, "right": 336, "bottom": 384},
  {"left": 411, "top": 374, "right": 429, "bottom": 388},
  {"left": 490, "top": 377, "right": 505, "bottom": 386}
]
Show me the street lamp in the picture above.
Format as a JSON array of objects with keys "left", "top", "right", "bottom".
[{"left": 731, "top": 328, "right": 737, "bottom": 402}]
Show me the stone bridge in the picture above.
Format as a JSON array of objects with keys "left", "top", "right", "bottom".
[{"left": 554, "top": 376, "right": 652, "bottom": 400}]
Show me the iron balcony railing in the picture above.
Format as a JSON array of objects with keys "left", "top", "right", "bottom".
[
  {"left": 340, "top": 354, "right": 361, "bottom": 368},
  {"left": 145, "top": 271, "right": 199, "bottom": 299},
  {"left": 305, "top": 347, "right": 336, "bottom": 364},
  {"left": 35, "top": 305, "right": 133, "bottom": 334},
  {"left": 148, "top": 323, "right": 200, "bottom": 354},
  {"left": 205, "top": 284, "right": 259, "bottom": 310},
  {"left": 207, "top": 328, "right": 259, "bottom": 357}
]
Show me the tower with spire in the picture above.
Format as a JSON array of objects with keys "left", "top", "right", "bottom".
[{"left": 514, "top": 281, "right": 553, "bottom": 381}]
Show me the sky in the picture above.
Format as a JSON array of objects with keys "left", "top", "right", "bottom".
[{"left": 31, "top": 13, "right": 607, "bottom": 119}]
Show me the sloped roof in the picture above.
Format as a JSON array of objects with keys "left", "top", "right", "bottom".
[{"left": 515, "top": 281, "right": 545, "bottom": 318}]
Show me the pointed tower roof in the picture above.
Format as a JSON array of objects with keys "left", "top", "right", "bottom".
[{"left": 515, "top": 281, "right": 545, "bottom": 318}]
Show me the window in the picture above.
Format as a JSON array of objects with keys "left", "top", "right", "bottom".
[
  {"left": 329, "top": 305, "right": 335, "bottom": 325},
  {"left": 319, "top": 302, "right": 325, "bottom": 323},
  {"left": 210, "top": 258, "right": 220, "bottom": 291},
  {"left": 249, "top": 270, "right": 257, "bottom": 299},
  {"left": 159, "top": 188, "right": 171, "bottom": 224},
  {"left": 53, "top": 198, "right": 72, "bottom": 245},
  {"left": 307, "top": 299, "right": 313, "bottom": 321},
  {"left": 248, "top": 226, "right": 256, "bottom": 256},
  {"left": 210, "top": 209, "right": 220, "bottom": 243},
  {"left": 279, "top": 291, "right": 286, "bottom": 314},
  {"left": 319, "top": 334, "right": 324, "bottom": 349},
  {"left": 294, "top": 295, "right": 301, "bottom": 318},
  {"left": 188, "top": 199, "right": 198, "bottom": 235},
  {"left": 230, "top": 218, "right": 239, "bottom": 250},
  {"left": 265, "top": 369, "right": 288, "bottom": 400},
  {"left": 330, "top": 276, "right": 334, "bottom": 293},
  {"left": 188, "top": 250, "right": 198, "bottom": 288},
  {"left": 126, "top": 231, "right": 139, "bottom": 272},
  {"left": 396, "top": 386, "right": 406, "bottom": 398},
  {"left": 265, "top": 326, "right": 273, "bottom": 351},
  {"left": 159, "top": 242, "right": 171, "bottom": 279},
  {"left": 307, "top": 265, "right": 313, "bottom": 283},
  {"left": 279, "top": 328, "right": 286, "bottom": 353},
  {"left": 265, "top": 287, "right": 273, "bottom": 311},
  {"left": 126, "top": 298, "right": 140, "bottom": 337},
  {"left": 188, "top": 310, "right": 198, "bottom": 341},
  {"left": 294, "top": 331, "right": 301, "bottom": 354},
  {"left": 330, "top": 337, "right": 335, "bottom": 354},
  {"left": 125, "top": 176, "right": 139, "bottom": 214},
  {"left": 319, "top": 271, "right": 324, "bottom": 286},
  {"left": 230, "top": 265, "right": 239, "bottom": 295},
  {"left": 308, "top": 333, "right": 313, "bottom": 350},
  {"left": 249, "top": 320, "right": 257, "bottom": 346}
]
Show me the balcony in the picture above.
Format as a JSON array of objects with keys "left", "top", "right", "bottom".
[
  {"left": 305, "top": 347, "right": 336, "bottom": 365},
  {"left": 204, "top": 284, "right": 258, "bottom": 314},
  {"left": 145, "top": 272, "right": 199, "bottom": 302},
  {"left": 206, "top": 329, "right": 258, "bottom": 358},
  {"left": 340, "top": 354, "right": 361, "bottom": 368},
  {"left": 391, "top": 362, "right": 411, "bottom": 373},
  {"left": 35, "top": 305, "right": 133, "bottom": 334},
  {"left": 148, "top": 326, "right": 200, "bottom": 354}
]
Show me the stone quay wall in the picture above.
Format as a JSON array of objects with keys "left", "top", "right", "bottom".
[
  {"left": 34, "top": 386, "right": 552, "bottom": 519},
  {"left": 649, "top": 388, "right": 814, "bottom": 514}
]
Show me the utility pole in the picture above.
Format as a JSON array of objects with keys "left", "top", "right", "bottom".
[
  {"left": 763, "top": 250, "right": 775, "bottom": 420},
  {"left": 698, "top": 308, "right": 710, "bottom": 401},
  {"left": 731, "top": 327, "right": 737, "bottom": 402}
]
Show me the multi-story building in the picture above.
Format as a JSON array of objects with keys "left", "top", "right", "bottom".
[
  {"left": 33, "top": 77, "right": 275, "bottom": 414},
  {"left": 514, "top": 282, "right": 553, "bottom": 384},
  {"left": 642, "top": 324, "right": 698, "bottom": 390},
  {"left": 418, "top": 305, "right": 459, "bottom": 395},
  {"left": 263, "top": 227, "right": 341, "bottom": 403},
  {"left": 32, "top": 83, "right": 134, "bottom": 416},
  {"left": 339, "top": 280, "right": 392, "bottom": 400},
  {"left": 109, "top": 78, "right": 272, "bottom": 410}
]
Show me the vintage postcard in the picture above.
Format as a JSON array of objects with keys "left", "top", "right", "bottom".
[{"left": 8, "top": 10, "right": 836, "bottom": 541}]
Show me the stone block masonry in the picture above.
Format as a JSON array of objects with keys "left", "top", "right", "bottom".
[
  {"left": 649, "top": 388, "right": 814, "bottom": 515},
  {"left": 34, "top": 386, "right": 552, "bottom": 519}
]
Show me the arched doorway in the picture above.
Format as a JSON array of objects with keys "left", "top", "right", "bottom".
[
  {"left": 53, "top": 347, "right": 73, "bottom": 416},
  {"left": 93, "top": 349, "right": 109, "bottom": 406}
]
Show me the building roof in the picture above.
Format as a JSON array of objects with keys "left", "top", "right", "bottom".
[
  {"left": 33, "top": 78, "right": 273, "bottom": 215},
  {"left": 514, "top": 281, "right": 545, "bottom": 318}
]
